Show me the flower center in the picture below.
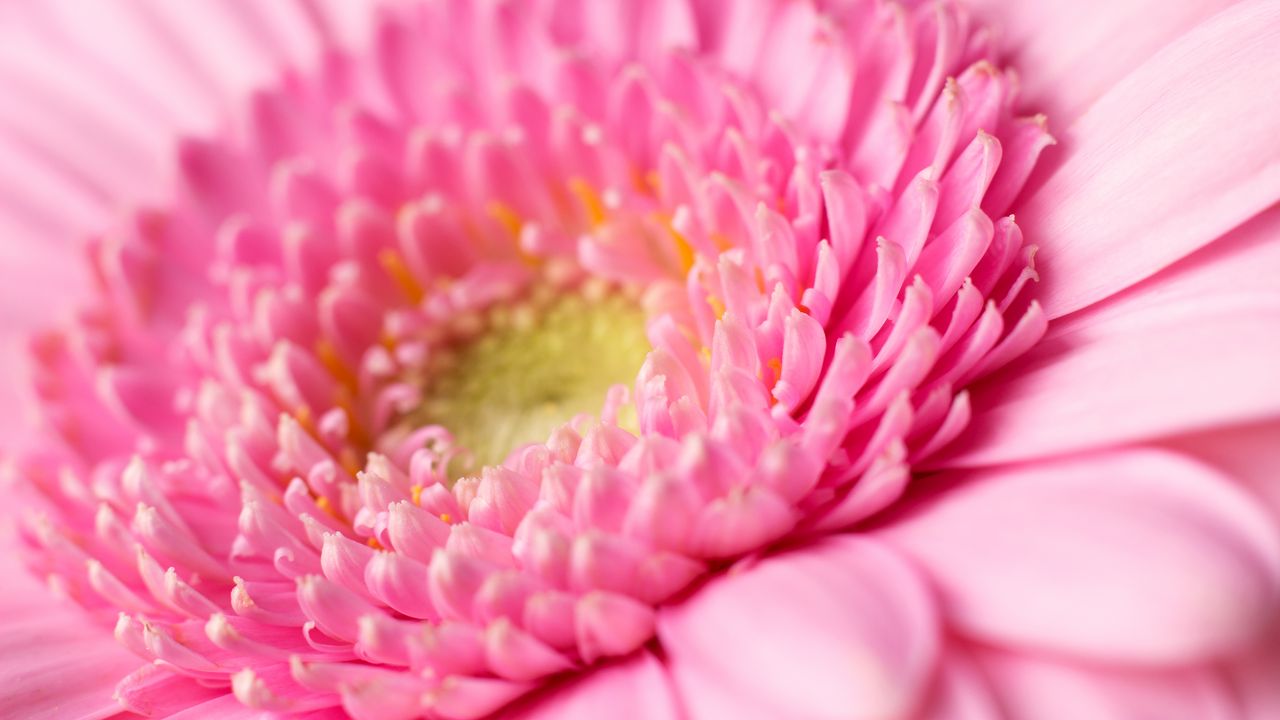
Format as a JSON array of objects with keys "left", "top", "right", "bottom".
[{"left": 412, "top": 285, "right": 650, "bottom": 477}]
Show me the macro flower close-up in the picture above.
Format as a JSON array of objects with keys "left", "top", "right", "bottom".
[{"left": 1, "top": 0, "right": 1279, "bottom": 718}]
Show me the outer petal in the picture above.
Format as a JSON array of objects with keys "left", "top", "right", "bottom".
[
  {"left": 1048, "top": 203, "right": 1280, "bottom": 335},
  {"left": 0, "top": 533, "right": 143, "bottom": 720},
  {"left": 0, "top": 0, "right": 393, "bottom": 241},
  {"left": 978, "top": 650, "right": 1238, "bottom": 720},
  {"left": 940, "top": 295, "right": 1280, "bottom": 466},
  {"left": 658, "top": 536, "right": 939, "bottom": 720},
  {"left": 1019, "top": 0, "right": 1280, "bottom": 318},
  {"left": 915, "top": 651, "right": 1003, "bottom": 720},
  {"left": 1163, "top": 421, "right": 1280, "bottom": 523},
  {"left": 498, "top": 651, "right": 681, "bottom": 720},
  {"left": 1229, "top": 630, "right": 1280, "bottom": 720},
  {"left": 0, "top": 338, "right": 45, "bottom": 453},
  {"left": 878, "top": 449, "right": 1280, "bottom": 665},
  {"left": 962, "top": 0, "right": 1236, "bottom": 123}
]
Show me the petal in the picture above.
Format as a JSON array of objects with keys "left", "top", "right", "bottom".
[
  {"left": 941, "top": 295, "right": 1280, "bottom": 466},
  {"left": 1020, "top": 0, "right": 1280, "bottom": 318},
  {"left": 964, "top": 0, "right": 1236, "bottom": 123},
  {"left": 0, "top": 533, "right": 143, "bottom": 720},
  {"left": 1050, "top": 202, "right": 1280, "bottom": 334},
  {"left": 978, "top": 649, "right": 1238, "bottom": 720},
  {"left": 1161, "top": 421, "right": 1280, "bottom": 523},
  {"left": 151, "top": 693, "right": 262, "bottom": 720},
  {"left": 658, "top": 536, "right": 939, "bottom": 720},
  {"left": 499, "top": 651, "right": 681, "bottom": 720},
  {"left": 114, "top": 665, "right": 225, "bottom": 717},
  {"left": 0, "top": 337, "right": 38, "bottom": 452},
  {"left": 878, "top": 449, "right": 1280, "bottom": 664},
  {"left": 1229, "top": 629, "right": 1280, "bottom": 720},
  {"left": 916, "top": 651, "right": 1001, "bottom": 720},
  {"left": 0, "top": 0, "right": 385, "bottom": 244}
]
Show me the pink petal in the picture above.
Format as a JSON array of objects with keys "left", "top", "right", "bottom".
[
  {"left": 0, "top": 535, "right": 144, "bottom": 720},
  {"left": 0, "top": 231, "right": 88, "bottom": 451},
  {"left": 658, "top": 536, "right": 938, "bottom": 720},
  {"left": 0, "top": 336, "right": 39, "bottom": 452},
  {"left": 574, "top": 591, "right": 655, "bottom": 664},
  {"left": 1163, "top": 421, "right": 1280, "bottom": 522},
  {"left": 940, "top": 295, "right": 1280, "bottom": 466},
  {"left": 114, "top": 665, "right": 225, "bottom": 717},
  {"left": 1020, "top": 0, "right": 1280, "bottom": 318},
  {"left": 915, "top": 652, "right": 1001, "bottom": 720},
  {"left": 878, "top": 449, "right": 1280, "bottom": 664},
  {"left": 0, "top": 37, "right": 162, "bottom": 202},
  {"left": 1053, "top": 202, "right": 1280, "bottom": 334},
  {"left": 964, "top": 0, "right": 1236, "bottom": 124},
  {"left": 978, "top": 649, "right": 1238, "bottom": 720},
  {"left": 499, "top": 651, "right": 681, "bottom": 720},
  {"left": 0, "top": 0, "right": 379, "bottom": 238},
  {"left": 1229, "top": 629, "right": 1280, "bottom": 720}
]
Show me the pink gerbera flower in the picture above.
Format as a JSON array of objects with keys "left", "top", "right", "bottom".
[{"left": 2, "top": 1, "right": 1279, "bottom": 718}]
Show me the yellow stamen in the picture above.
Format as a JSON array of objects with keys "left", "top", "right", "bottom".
[
  {"left": 440, "top": 513, "right": 453, "bottom": 524},
  {"left": 766, "top": 357, "right": 783, "bottom": 379},
  {"left": 707, "top": 295, "right": 726, "bottom": 319},
  {"left": 410, "top": 484, "right": 424, "bottom": 506},
  {"left": 334, "top": 388, "right": 370, "bottom": 448},
  {"left": 660, "top": 216, "right": 696, "bottom": 275},
  {"left": 568, "top": 178, "right": 607, "bottom": 227},
  {"left": 486, "top": 201, "right": 523, "bottom": 239},
  {"left": 339, "top": 447, "right": 363, "bottom": 477},
  {"left": 644, "top": 170, "right": 662, "bottom": 194},
  {"left": 379, "top": 331, "right": 398, "bottom": 351},
  {"left": 315, "top": 496, "right": 337, "bottom": 518},
  {"left": 366, "top": 537, "right": 384, "bottom": 550},
  {"left": 377, "top": 248, "right": 425, "bottom": 303},
  {"left": 765, "top": 357, "right": 783, "bottom": 406},
  {"left": 316, "top": 339, "right": 358, "bottom": 391},
  {"left": 293, "top": 405, "right": 316, "bottom": 436}
]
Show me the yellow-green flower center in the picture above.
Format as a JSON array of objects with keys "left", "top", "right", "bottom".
[{"left": 415, "top": 289, "right": 651, "bottom": 478}]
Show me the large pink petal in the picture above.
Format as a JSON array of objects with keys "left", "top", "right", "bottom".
[
  {"left": 657, "top": 536, "right": 939, "bottom": 720},
  {"left": 1162, "top": 421, "right": 1280, "bottom": 524},
  {"left": 939, "top": 295, "right": 1280, "bottom": 466},
  {"left": 915, "top": 651, "right": 1002, "bottom": 720},
  {"left": 1049, "top": 202, "right": 1280, "bottom": 336},
  {"left": 0, "top": 222, "right": 88, "bottom": 451},
  {"left": 0, "top": 33, "right": 167, "bottom": 205},
  {"left": 0, "top": 0, "right": 389, "bottom": 246},
  {"left": 878, "top": 449, "right": 1280, "bottom": 665},
  {"left": 1017, "top": 0, "right": 1280, "bottom": 318},
  {"left": 978, "top": 649, "right": 1238, "bottom": 720},
  {"left": 962, "top": 0, "right": 1237, "bottom": 124},
  {"left": 0, "top": 532, "right": 142, "bottom": 720},
  {"left": 1229, "top": 630, "right": 1280, "bottom": 720},
  {"left": 498, "top": 651, "right": 681, "bottom": 720}
]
